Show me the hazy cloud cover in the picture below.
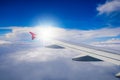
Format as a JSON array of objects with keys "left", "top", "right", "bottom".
[
  {"left": 0, "top": 26, "right": 120, "bottom": 80},
  {"left": 0, "top": 43, "right": 119, "bottom": 80}
]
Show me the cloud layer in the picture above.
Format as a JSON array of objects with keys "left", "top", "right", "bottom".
[
  {"left": 1, "top": 26, "right": 120, "bottom": 44},
  {"left": 0, "top": 43, "right": 119, "bottom": 80},
  {"left": 91, "top": 38, "right": 120, "bottom": 52},
  {"left": 0, "top": 26, "right": 120, "bottom": 80},
  {"left": 0, "top": 40, "right": 11, "bottom": 45}
]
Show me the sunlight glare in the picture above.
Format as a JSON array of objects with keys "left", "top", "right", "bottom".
[{"left": 36, "top": 26, "right": 57, "bottom": 41}]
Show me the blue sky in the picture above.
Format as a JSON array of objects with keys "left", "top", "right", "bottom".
[{"left": 1, "top": 0, "right": 119, "bottom": 29}]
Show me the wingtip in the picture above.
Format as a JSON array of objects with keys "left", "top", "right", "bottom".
[{"left": 29, "top": 32, "right": 36, "bottom": 40}]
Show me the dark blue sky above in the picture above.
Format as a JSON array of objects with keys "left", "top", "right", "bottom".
[{"left": 0, "top": 0, "right": 119, "bottom": 30}]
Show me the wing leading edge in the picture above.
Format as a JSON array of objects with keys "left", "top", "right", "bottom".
[
  {"left": 52, "top": 40, "right": 120, "bottom": 65},
  {"left": 52, "top": 40, "right": 120, "bottom": 78}
]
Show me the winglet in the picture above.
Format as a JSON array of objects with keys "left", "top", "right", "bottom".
[{"left": 29, "top": 32, "right": 36, "bottom": 40}]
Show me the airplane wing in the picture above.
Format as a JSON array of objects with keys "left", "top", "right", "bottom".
[
  {"left": 52, "top": 40, "right": 120, "bottom": 65},
  {"left": 52, "top": 40, "right": 120, "bottom": 78},
  {"left": 29, "top": 32, "right": 120, "bottom": 77}
]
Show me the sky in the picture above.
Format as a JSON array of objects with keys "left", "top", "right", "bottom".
[
  {"left": 0, "top": 0, "right": 119, "bottom": 29},
  {"left": 0, "top": 0, "right": 120, "bottom": 80},
  {"left": 0, "top": 0, "right": 103, "bottom": 29}
]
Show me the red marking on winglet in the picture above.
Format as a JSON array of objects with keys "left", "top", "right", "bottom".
[{"left": 29, "top": 32, "right": 36, "bottom": 40}]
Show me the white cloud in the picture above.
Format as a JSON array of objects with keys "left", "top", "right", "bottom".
[
  {"left": 97, "top": 0, "right": 120, "bottom": 15},
  {"left": 104, "top": 38, "right": 120, "bottom": 43},
  {"left": 91, "top": 38, "right": 120, "bottom": 52},
  {"left": 0, "top": 43, "right": 119, "bottom": 80},
  {"left": 0, "top": 26, "right": 120, "bottom": 80},
  {"left": 0, "top": 40, "right": 11, "bottom": 45},
  {"left": 1, "top": 26, "right": 120, "bottom": 55},
  {"left": 92, "top": 38, "right": 120, "bottom": 45},
  {"left": 2, "top": 27, "right": 120, "bottom": 44},
  {"left": 9, "top": 47, "right": 77, "bottom": 62}
]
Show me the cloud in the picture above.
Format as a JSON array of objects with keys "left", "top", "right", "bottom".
[
  {"left": 1, "top": 26, "right": 120, "bottom": 52},
  {"left": 0, "top": 27, "right": 120, "bottom": 80},
  {"left": 5, "top": 27, "right": 31, "bottom": 41},
  {"left": 71, "top": 27, "right": 120, "bottom": 39},
  {"left": 0, "top": 40, "right": 11, "bottom": 45},
  {"left": 9, "top": 47, "right": 77, "bottom": 62},
  {"left": 1, "top": 26, "right": 120, "bottom": 44},
  {"left": 91, "top": 38, "right": 120, "bottom": 53},
  {"left": 97, "top": 0, "right": 120, "bottom": 15},
  {"left": 92, "top": 38, "right": 120, "bottom": 45},
  {"left": 0, "top": 43, "right": 119, "bottom": 80},
  {"left": 102, "top": 38, "right": 120, "bottom": 43}
]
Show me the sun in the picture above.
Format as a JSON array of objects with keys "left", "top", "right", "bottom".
[{"left": 36, "top": 26, "right": 57, "bottom": 41}]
